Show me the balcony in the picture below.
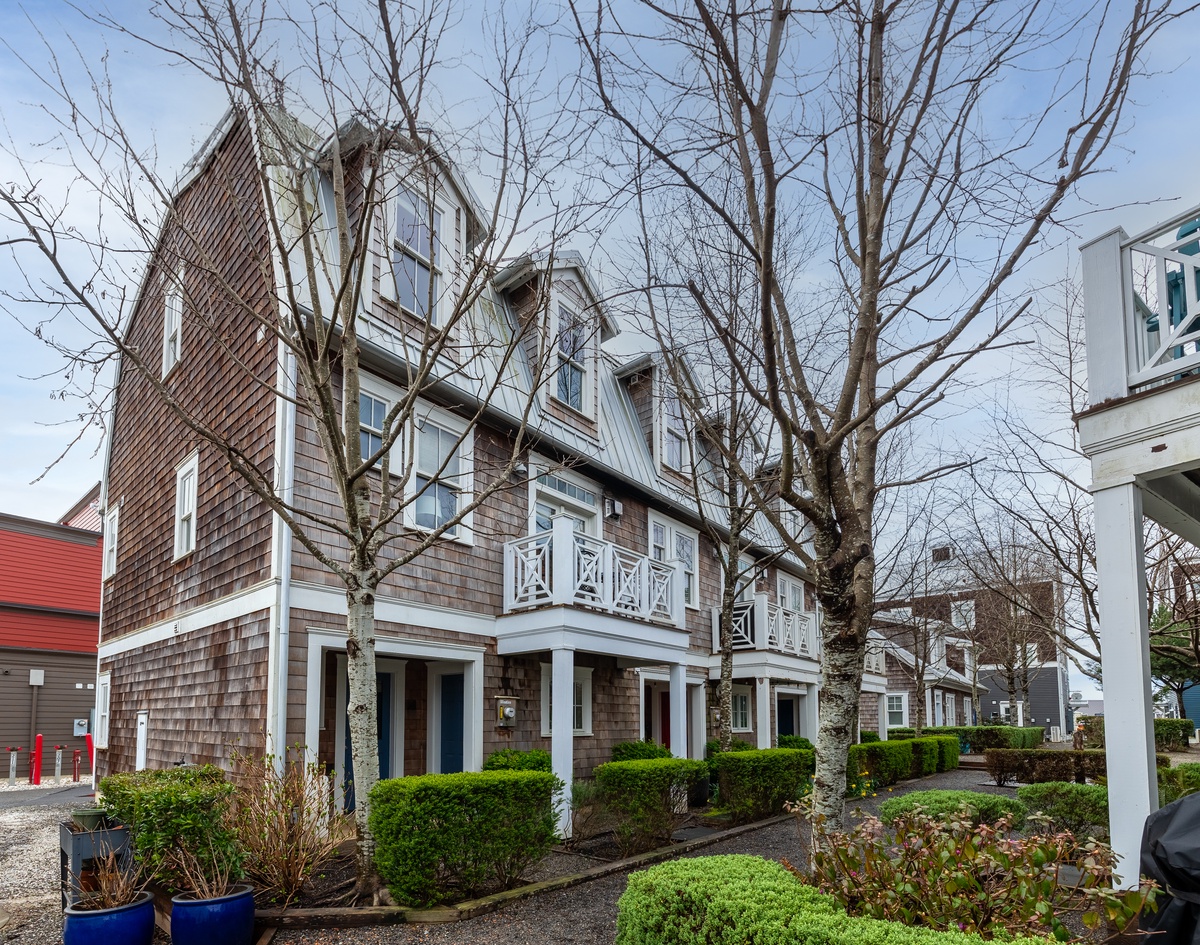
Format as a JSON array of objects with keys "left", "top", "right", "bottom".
[
  {"left": 503, "top": 514, "right": 686, "bottom": 629},
  {"left": 710, "top": 594, "right": 818, "bottom": 660}
]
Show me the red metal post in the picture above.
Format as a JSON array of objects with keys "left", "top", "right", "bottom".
[
  {"left": 32, "top": 734, "right": 42, "bottom": 785},
  {"left": 85, "top": 733, "right": 94, "bottom": 766}
]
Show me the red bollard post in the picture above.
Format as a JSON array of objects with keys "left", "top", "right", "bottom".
[
  {"left": 85, "top": 733, "right": 94, "bottom": 767},
  {"left": 73, "top": 749, "right": 81, "bottom": 782},
  {"left": 32, "top": 734, "right": 42, "bottom": 785}
]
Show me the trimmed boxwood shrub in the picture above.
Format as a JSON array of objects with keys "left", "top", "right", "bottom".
[
  {"left": 878, "top": 790, "right": 1027, "bottom": 828},
  {"left": 860, "top": 730, "right": 880, "bottom": 743},
  {"left": 985, "top": 748, "right": 1171, "bottom": 786},
  {"left": 100, "top": 764, "right": 241, "bottom": 890},
  {"left": 616, "top": 855, "right": 1046, "bottom": 945},
  {"left": 848, "top": 740, "right": 913, "bottom": 788},
  {"left": 595, "top": 758, "right": 708, "bottom": 855},
  {"left": 482, "top": 748, "right": 553, "bottom": 771},
  {"left": 371, "top": 769, "right": 557, "bottom": 906},
  {"left": 1078, "top": 716, "right": 1195, "bottom": 751},
  {"left": 778, "top": 734, "right": 815, "bottom": 751},
  {"left": 1016, "top": 782, "right": 1108, "bottom": 839},
  {"left": 704, "top": 737, "right": 755, "bottom": 758},
  {"left": 908, "top": 738, "right": 940, "bottom": 778},
  {"left": 709, "top": 748, "right": 814, "bottom": 823},
  {"left": 933, "top": 736, "right": 960, "bottom": 772},
  {"left": 611, "top": 740, "right": 673, "bottom": 762}
]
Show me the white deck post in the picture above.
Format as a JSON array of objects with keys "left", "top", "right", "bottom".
[
  {"left": 550, "top": 515, "right": 576, "bottom": 607},
  {"left": 551, "top": 647, "right": 575, "bottom": 837},
  {"left": 878, "top": 693, "right": 888, "bottom": 741},
  {"left": 1081, "top": 228, "right": 1130, "bottom": 405},
  {"left": 688, "top": 682, "right": 706, "bottom": 759},
  {"left": 802, "top": 682, "right": 819, "bottom": 742},
  {"left": 1095, "top": 482, "right": 1157, "bottom": 888},
  {"left": 669, "top": 662, "right": 688, "bottom": 758},
  {"left": 755, "top": 677, "right": 772, "bottom": 748}
]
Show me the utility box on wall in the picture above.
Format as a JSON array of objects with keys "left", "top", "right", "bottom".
[
  {"left": 73, "top": 719, "right": 88, "bottom": 737},
  {"left": 496, "top": 697, "right": 517, "bottom": 728}
]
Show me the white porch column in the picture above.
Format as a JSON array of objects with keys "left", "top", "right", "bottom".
[
  {"left": 802, "top": 683, "right": 819, "bottom": 741},
  {"left": 1095, "top": 483, "right": 1157, "bottom": 889},
  {"left": 669, "top": 662, "right": 688, "bottom": 758},
  {"left": 688, "top": 682, "right": 706, "bottom": 760},
  {"left": 878, "top": 693, "right": 888, "bottom": 741},
  {"left": 551, "top": 647, "right": 575, "bottom": 837},
  {"left": 755, "top": 677, "right": 771, "bottom": 748}
]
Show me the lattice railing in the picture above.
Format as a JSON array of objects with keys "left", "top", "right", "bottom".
[
  {"left": 1125, "top": 223, "right": 1200, "bottom": 392},
  {"left": 710, "top": 595, "right": 817, "bottom": 660}
]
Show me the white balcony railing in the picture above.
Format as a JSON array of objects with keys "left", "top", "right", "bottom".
[
  {"left": 503, "top": 514, "right": 686, "bottom": 628},
  {"left": 1083, "top": 208, "right": 1200, "bottom": 399},
  {"left": 709, "top": 593, "right": 818, "bottom": 659}
]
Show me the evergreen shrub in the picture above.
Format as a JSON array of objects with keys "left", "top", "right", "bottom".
[
  {"left": 1158, "top": 762, "right": 1200, "bottom": 806},
  {"left": 859, "top": 730, "right": 880, "bottom": 743},
  {"left": 985, "top": 748, "right": 1170, "bottom": 786},
  {"left": 703, "top": 737, "right": 755, "bottom": 758},
  {"left": 908, "top": 738, "right": 940, "bottom": 778},
  {"left": 370, "top": 770, "right": 558, "bottom": 906},
  {"left": 878, "top": 790, "right": 1026, "bottom": 828},
  {"left": 933, "top": 736, "right": 960, "bottom": 771},
  {"left": 709, "top": 748, "right": 814, "bottom": 823},
  {"left": 594, "top": 758, "right": 707, "bottom": 855},
  {"left": 778, "top": 734, "right": 815, "bottom": 751},
  {"left": 482, "top": 748, "right": 553, "bottom": 771},
  {"left": 848, "top": 740, "right": 913, "bottom": 789},
  {"left": 100, "top": 765, "right": 241, "bottom": 890},
  {"left": 1016, "top": 782, "right": 1109, "bottom": 839},
  {"left": 610, "top": 740, "right": 673, "bottom": 762}
]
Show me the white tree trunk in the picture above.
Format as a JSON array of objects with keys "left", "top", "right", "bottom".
[
  {"left": 345, "top": 580, "right": 380, "bottom": 887},
  {"left": 812, "top": 637, "right": 864, "bottom": 827}
]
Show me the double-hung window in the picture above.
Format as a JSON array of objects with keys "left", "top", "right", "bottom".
[
  {"left": 662, "top": 389, "right": 688, "bottom": 472},
  {"left": 731, "top": 686, "right": 751, "bottom": 731},
  {"left": 411, "top": 407, "right": 472, "bottom": 539},
  {"left": 886, "top": 693, "right": 907, "bottom": 728},
  {"left": 102, "top": 506, "right": 118, "bottom": 580},
  {"left": 174, "top": 453, "right": 199, "bottom": 559},
  {"left": 778, "top": 575, "right": 805, "bottom": 614},
  {"left": 540, "top": 664, "right": 593, "bottom": 736},
  {"left": 359, "top": 392, "right": 387, "bottom": 467},
  {"left": 649, "top": 515, "right": 698, "bottom": 609},
  {"left": 162, "top": 269, "right": 183, "bottom": 376},
  {"left": 393, "top": 187, "right": 442, "bottom": 323},
  {"left": 556, "top": 305, "right": 586, "bottom": 412}
]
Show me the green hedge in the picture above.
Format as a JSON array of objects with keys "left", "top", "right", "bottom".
[
  {"left": 848, "top": 740, "right": 913, "bottom": 789},
  {"left": 878, "top": 790, "right": 1026, "bottom": 828},
  {"left": 1016, "top": 782, "right": 1108, "bottom": 839},
  {"left": 709, "top": 748, "right": 814, "bottom": 823},
  {"left": 985, "top": 748, "right": 1171, "bottom": 785},
  {"left": 616, "top": 855, "right": 1046, "bottom": 945},
  {"left": 860, "top": 730, "right": 880, "bottom": 743},
  {"left": 1077, "top": 716, "right": 1195, "bottom": 751},
  {"left": 933, "top": 736, "right": 960, "bottom": 772},
  {"left": 778, "top": 735, "right": 815, "bottom": 751},
  {"left": 1159, "top": 762, "right": 1200, "bottom": 806},
  {"left": 611, "top": 740, "right": 674, "bottom": 762},
  {"left": 100, "top": 765, "right": 241, "bottom": 890},
  {"left": 370, "top": 770, "right": 557, "bottom": 906},
  {"left": 908, "top": 738, "right": 940, "bottom": 778},
  {"left": 891, "top": 726, "right": 1044, "bottom": 752},
  {"left": 704, "top": 737, "right": 755, "bottom": 759},
  {"left": 595, "top": 758, "right": 707, "bottom": 855},
  {"left": 482, "top": 748, "right": 553, "bottom": 771}
]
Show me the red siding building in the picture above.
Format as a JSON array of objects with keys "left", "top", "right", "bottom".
[{"left": 0, "top": 504, "right": 101, "bottom": 779}]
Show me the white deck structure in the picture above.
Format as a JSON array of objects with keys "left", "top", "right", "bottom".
[{"left": 1079, "top": 206, "right": 1200, "bottom": 887}]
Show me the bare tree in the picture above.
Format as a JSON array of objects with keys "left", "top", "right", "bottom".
[
  {"left": 0, "top": 1, "right": 585, "bottom": 892},
  {"left": 570, "top": 0, "right": 1190, "bottom": 827}
]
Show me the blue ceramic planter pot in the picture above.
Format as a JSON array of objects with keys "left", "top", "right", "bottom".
[
  {"left": 170, "top": 883, "right": 255, "bottom": 945},
  {"left": 63, "top": 889, "right": 154, "bottom": 945}
]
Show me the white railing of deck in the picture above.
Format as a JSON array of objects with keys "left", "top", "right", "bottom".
[
  {"left": 709, "top": 593, "right": 817, "bottom": 659},
  {"left": 503, "top": 514, "right": 685, "bottom": 628}
]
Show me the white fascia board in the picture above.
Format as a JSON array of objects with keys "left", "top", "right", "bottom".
[
  {"left": 290, "top": 581, "right": 497, "bottom": 638},
  {"left": 705, "top": 655, "right": 820, "bottom": 686},
  {"left": 98, "top": 582, "right": 277, "bottom": 660},
  {"left": 494, "top": 607, "right": 690, "bottom": 664}
]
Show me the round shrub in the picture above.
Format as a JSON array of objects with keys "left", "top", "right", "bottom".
[
  {"left": 1016, "top": 781, "right": 1107, "bottom": 839},
  {"left": 611, "top": 740, "right": 673, "bottom": 762},
  {"left": 878, "top": 790, "right": 1026, "bottom": 828},
  {"left": 482, "top": 748, "right": 553, "bottom": 771}
]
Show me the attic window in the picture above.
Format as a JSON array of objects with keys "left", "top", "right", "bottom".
[
  {"left": 556, "top": 305, "right": 587, "bottom": 413},
  {"left": 663, "top": 389, "right": 688, "bottom": 472},
  {"left": 393, "top": 188, "right": 442, "bottom": 324}
]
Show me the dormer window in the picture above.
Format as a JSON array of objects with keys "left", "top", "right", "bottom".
[
  {"left": 556, "top": 304, "right": 586, "bottom": 412},
  {"left": 393, "top": 187, "right": 443, "bottom": 323},
  {"left": 663, "top": 389, "right": 688, "bottom": 472}
]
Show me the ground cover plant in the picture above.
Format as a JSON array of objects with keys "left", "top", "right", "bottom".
[
  {"left": 804, "top": 807, "right": 1156, "bottom": 941},
  {"left": 877, "top": 790, "right": 1026, "bottom": 828},
  {"left": 370, "top": 770, "right": 558, "bottom": 906}
]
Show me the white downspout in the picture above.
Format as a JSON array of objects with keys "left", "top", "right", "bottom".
[{"left": 271, "top": 349, "right": 297, "bottom": 766}]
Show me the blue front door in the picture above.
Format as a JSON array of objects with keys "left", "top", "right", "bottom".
[
  {"left": 440, "top": 673, "right": 465, "bottom": 773},
  {"left": 343, "top": 671, "right": 393, "bottom": 811}
]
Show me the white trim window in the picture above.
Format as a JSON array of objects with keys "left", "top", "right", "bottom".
[
  {"left": 359, "top": 390, "right": 388, "bottom": 468},
  {"left": 391, "top": 186, "right": 444, "bottom": 323},
  {"left": 555, "top": 304, "right": 587, "bottom": 413},
  {"left": 532, "top": 470, "right": 598, "bottom": 536},
  {"left": 410, "top": 406, "right": 473, "bottom": 540},
  {"left": 886, "top": 692, "right": 908, "bottom": 728},
  {"left": 102, "top": 506, "right": 119, "bottom": 580},
  {"left": 95, "top": 672, "right": 111, "bottom": 749},
  {"left": 540, "top": 664, "right": 593, "bottom": 736},
  {"left": 731, "top": 686, "right": 752, "bottom": 732},
  {"left": 174, "top": 452, "right": 199, "bottom": 559},
  {"left": 777, "top": 574, "right": 805, "bottom": 614},
  {"left": 945, "top": 694, "right": 956, "bottom": 726},
  {"left": 649, "top": 514, "right": 699, "bottom": 609},
  {"left": 662, "top": 387, "right": 689, "bottom": 473},
  {"left": 162, "top": 267, "right": 183, "bottom": 376},
  {"left": 950, "top": 599, "right": 975, "bottom": 632}
]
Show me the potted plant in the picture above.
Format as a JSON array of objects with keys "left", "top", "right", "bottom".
[
  {"left": 70, "top": 807, "right": 108, "bottom": 832},
  {"left": 62, "top": 849, "right": 153, "bottom": 945},
  {"left": 166, "top": 840, "right": 254, "bottom": 945}
]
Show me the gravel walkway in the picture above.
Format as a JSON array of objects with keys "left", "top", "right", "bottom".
[{"left": 0, "top": 768, "right": 1014, "bottom": 945}]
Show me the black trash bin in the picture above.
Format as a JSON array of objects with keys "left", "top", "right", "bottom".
[{"left": 1140, "top": 792, "right": 1200, "bottom": 945}]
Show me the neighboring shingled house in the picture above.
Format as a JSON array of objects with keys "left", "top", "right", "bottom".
[{"left": 95, "top": 109, "right": 887, "bottom": 813}]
